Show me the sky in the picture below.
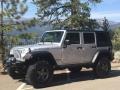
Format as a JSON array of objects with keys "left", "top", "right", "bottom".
[{"left": 22, "top": 0, "right": 120, "bottom": 22}]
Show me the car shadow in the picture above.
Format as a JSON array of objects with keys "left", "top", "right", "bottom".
[
  {"left": 18, "top": 69, "right": 120, "bottom": 89},
  {"left": 47, "top": 70, "right": 120, "bottom": 88}
]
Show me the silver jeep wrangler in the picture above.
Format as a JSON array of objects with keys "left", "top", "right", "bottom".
[{"left": 6, "top": 30, "right": 114, "bottom": 87}]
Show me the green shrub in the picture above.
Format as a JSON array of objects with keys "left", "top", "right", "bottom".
[{"left": 112, "top": 41, "right": 120, "bottom": 51}]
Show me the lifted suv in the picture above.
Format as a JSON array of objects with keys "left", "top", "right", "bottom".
[{"left": 7, "top": 30, "right": 114, "bottom": 87}]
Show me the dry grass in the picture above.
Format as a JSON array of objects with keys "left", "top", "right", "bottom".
[{"left": 114, "top": 51, "right": 120, "bottom": 63}]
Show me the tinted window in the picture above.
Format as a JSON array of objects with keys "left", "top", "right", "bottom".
[
  {"left": 83, "top": 33, "right": 95, "bottom": 44},
  {"left": 96, "top": 32, "right": 111, "bottom": 47},
  {"left": 65, "top": 33, "right": 80, "bottom": 44}
]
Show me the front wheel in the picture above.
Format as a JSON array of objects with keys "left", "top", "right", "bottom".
[
  {"left": 7, "top": 67, "right": 24, "bottom": 79},
  {"left": 25, "top": 61, "right": 53, "bottom": 88},
  {"left": 93, "top": 58, "right": 111, "bottom": 78}
]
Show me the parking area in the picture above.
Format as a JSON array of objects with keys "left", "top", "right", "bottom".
[{"left": 0, "top": 63, "right": 120, "bottom": 90}]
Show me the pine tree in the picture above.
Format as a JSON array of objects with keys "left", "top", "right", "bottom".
[
  {"left": 0, "top": 0, "right": 37, "bottom": 70},
  {"left": 33, "top": 0, "right": 102, "bottom": 29}
]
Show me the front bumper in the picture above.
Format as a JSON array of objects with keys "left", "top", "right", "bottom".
[
  {"left": 6, "top": 57, "right": 23, "bottom": 67},
  {"left": 6, "top": 57, "right": 27, "bottom": 73}
]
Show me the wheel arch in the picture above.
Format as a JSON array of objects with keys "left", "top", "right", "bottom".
[
  {"left": 25, "top": 51, "right": 57, "bottom": 66},
  {"left": 92, "top": 50, "right": 112, "bottom": 64}
]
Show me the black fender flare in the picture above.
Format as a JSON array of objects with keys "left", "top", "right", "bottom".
[
  {"left": 24, "top": 51, "right": 57, "bottom": 66},
  {"left": 92, "top": 50, "right": 112, "bottom": 64}
]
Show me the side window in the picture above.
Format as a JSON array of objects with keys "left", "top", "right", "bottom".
[
  {"left": 83, "top": 33, "right": 95, "bottom": 44},
  {"left": 96, "top": 32, "right": 111, "bottom": 47},
  {"left": 65, "top": 33, "right": 80, "bottom": 44}
]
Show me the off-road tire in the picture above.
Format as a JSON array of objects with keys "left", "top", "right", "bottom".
[
  {"left": 25, "top": 61, "right": 53, "bottom": 88},
  {"left": 94, "top": 57, "right": 111, "bottom": 78}
]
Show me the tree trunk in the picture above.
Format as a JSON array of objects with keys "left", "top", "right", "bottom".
[{"left": 0, "top": 1, "right": 6, "bottom": 72}]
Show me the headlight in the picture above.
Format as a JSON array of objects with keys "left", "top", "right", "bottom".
[{"left": 8, "top": 57, "right": 16, "bottom": 63}]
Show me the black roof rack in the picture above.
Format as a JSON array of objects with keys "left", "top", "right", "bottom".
[{"left": 65, "top": 29, "right": 105, "bottom": 32}]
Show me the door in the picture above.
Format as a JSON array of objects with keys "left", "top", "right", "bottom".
[
  {"left": 62, "top": 32, "right": 83, "bottom": 65},
  {"left": 81, "top": 32, "right": 97, "bottom": 63}
]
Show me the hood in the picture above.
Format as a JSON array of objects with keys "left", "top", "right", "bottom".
[
  {"left": 10, "top": 43, "right": 60, "bottom": 62},
  {"left": 11, "top": 42, "right": 60, "bottom": 52}
]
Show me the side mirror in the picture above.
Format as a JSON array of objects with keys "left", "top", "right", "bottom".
[{"left": 64, "top": 40, "right": 70, "bottom": 45}]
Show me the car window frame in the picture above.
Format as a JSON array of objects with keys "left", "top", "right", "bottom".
[
  {"left": 83, "top": 32, "right": 96, "bottom": 45},
  {"left": 65, "top": 32, "right": 81, "bottom": 45}
]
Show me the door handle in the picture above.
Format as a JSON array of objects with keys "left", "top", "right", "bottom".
[{"left": 91, "top": 46, "right": 96, "bottom": 48}]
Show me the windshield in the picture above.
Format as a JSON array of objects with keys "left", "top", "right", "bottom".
[{"left": 41, "top": 31, "right": 64, "bottom": 43}]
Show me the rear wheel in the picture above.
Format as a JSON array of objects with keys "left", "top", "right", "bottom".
[
  {"left": 25, "top": 61, "right": 53, "bottom": 88},
  {"left": 94, "top": 58, "right": 111, "bottom": 78}
]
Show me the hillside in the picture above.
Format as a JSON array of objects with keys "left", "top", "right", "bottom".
[
  {"left": 110, "top": 23, "right": 120, "bottom": 30},
  {"left": 3, "top": 19, "right": 120, "bottom": 37},
  {"left": 9, "top": 24, "right": 52, "bottom": 36}
]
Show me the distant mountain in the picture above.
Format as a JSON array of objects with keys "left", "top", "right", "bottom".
[
  {"left": 2, "top": 18, "right": 52, "bottom": 37},
  {"left": 8, "top": 21, "right": 120, "bottom": 36},
  {"left": 9, "top": 24, "right": 52, "bottom": 36},
  {"left": 96, "top": 19, "right": 120, "bottom": 30},
  {"left": 3, "top": 18, "right": 120, "bottom": 36},
  {"left": 110, "top": 23, "right": 120, "bottom": 30}
]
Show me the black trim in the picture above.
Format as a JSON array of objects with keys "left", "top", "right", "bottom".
[
  {"left": 55, "top": 63, "right": 93, "bottom": 69},
  {"left": 96, "top": 50, "right": 114, "bottom": 63},
  {"left": 25, "top": 51, "right": 57, "bottom": 66}
]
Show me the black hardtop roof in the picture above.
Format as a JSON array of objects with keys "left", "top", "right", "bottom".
[{"left": 65, "top": 30, "right": 107, "bottom": 33}]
